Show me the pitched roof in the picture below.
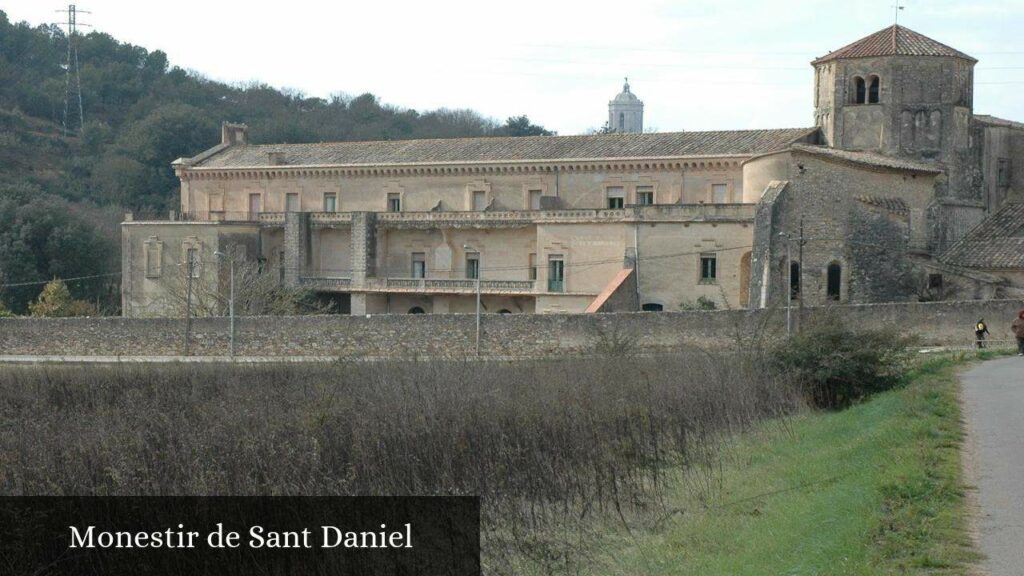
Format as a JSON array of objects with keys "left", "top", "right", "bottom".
[
  {"left": 187, "top": 128, "right": 819, "bottom": 169},
  {"left": 790, "top": 143, "right": 943, "bottom": 173},
  {"left": 974, "top": 115, "right": 1024, "bottom": 130},
  {"left": 940, "top": 203, "right": 1024, "bottom": 269},
  {"left": 812, "top": 25, "right": 976, "bottom": 65}
]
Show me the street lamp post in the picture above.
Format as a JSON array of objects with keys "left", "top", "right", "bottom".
[
  {"left": 463, "top": 244, "right": 481, "bottom": 356},
  {"left": 215, "top": 250, "right": 236, "bottom": 358}
]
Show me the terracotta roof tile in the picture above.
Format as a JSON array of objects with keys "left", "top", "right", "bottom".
[
  {"left": 940, "top": 203, "right": 1024, "bottom": 269},
  {"left": 812, "top": 25, "right": 976, "bottom": 65},
  {"left": 189, "top": 128, "right": 819, "bottom": 169},
  {"left": 790, "top": 144, "right": 943, "bottom": 173}
]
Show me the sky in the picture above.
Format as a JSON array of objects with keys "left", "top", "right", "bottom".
[{"left": 3, "top": 0, "right": 1023, "bottom": 135}]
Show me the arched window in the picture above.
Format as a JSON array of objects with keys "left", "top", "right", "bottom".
[
  {"left": 827, "top": 262, "right": 842, "bottom": 301},
  {"left": 408, "top": 307, "right": 426, "bottom": 314},
  {"left": 853, "top": 76, "right": 866, "bottom": 104},
  {"left": 641, "top": 303, "right": 664, "bottom": 312},
  {"left": 867, "top": 75, "right": 880, "bottom": 104},
  {"left": 790, "top": 262, "right": 801, "bottom": 299},
  {"left": 497, "top": 309, "right": 512, "bottom": 314},
  {"left": 618, "top": 112, "right": 625, "bottom": 131}
]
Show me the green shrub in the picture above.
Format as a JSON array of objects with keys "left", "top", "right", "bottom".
[{"left": 772, "top": 323, "right": 916, "bottom": 409}]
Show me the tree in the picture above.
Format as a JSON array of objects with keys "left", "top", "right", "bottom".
[
  {"left": 29, "top": 279, "right": 96, "bottom": 317},
  {"left": 493, "top": 115, "right": 554, "bottom": 137}
]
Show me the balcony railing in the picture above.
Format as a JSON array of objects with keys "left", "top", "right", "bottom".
[
  {"left": 299, "top": 277, "right": 352, "bottom": 289},
  {"left": 381, "top": 278, "right": 536, "bottom": 293}
]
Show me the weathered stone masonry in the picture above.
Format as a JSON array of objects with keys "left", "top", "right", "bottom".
[{"left": 3, "top": 300, "right": 1021, "bottom": 359}]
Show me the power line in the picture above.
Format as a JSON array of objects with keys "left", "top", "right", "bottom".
[{"left": 0, "top": 272, "right": 119, "bottom": 290}]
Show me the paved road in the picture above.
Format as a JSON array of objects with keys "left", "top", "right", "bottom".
[{"left": 963, "top": 357, "right": 1024, "bottom": 576}]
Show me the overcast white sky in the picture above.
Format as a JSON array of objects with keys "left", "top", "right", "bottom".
[{"left": 4, "top": 0, "right": 1023, "bottom": 135}]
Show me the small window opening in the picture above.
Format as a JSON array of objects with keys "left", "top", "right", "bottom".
[
  {"left": 466, "top": 252, "right": 480, "bottom": 280},
  {"left": 636, "top": 186, "right": 654, "bottom": 206},
  {"left": 548, "top": 255, "right": 565, "bottom": 292},
  {"left": 641, "top": 303, "right": 664, "bottom": 312},
  {"left": 700, "top": 253, "right": 717, "bottom": 283},
  {"left": 827, "top": 262, "right": 842, "bottom": 301},
  {"left": 387, "top": 193, "right": 401, "bottom": 212},
  {"left": 408, "top": 307, "right": 425, "bottom": 314},
  {"left": 853, "top": 76, "right": 866, "bottom": 104},
  {"left": 868, "top": 75, "right": 880, "bottom": 104},
  {"left": 411, "top": 252, "right": 426, "bottom": 279},
  {"left": 790, "top": 261, "right": 801, "bottom": 299},
  {"left": 606, "top": 186, "right": 625, "bottom": 209}
]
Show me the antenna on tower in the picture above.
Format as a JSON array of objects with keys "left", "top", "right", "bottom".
[
  {"left": 54, "top": 4, "right": 91, "bottom": 137},
  {"left": 892, "top": 2, "right": 904, "bottom": 25}
]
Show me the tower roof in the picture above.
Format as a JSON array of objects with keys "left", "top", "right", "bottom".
[
  {"left": 812, "top": 25, "right": 976, "bottom": 65},
  {"left": 611, "top": 78, "right": 641, "bottom": 103}
]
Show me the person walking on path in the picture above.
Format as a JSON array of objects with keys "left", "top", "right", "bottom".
[
  {"left": 1012, "top": 311, "right": 1024, "bottom": 356},
  {"left": 976, "top": 318, "right": 991, "bottom": 349}
]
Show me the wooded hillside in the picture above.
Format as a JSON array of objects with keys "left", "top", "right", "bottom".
[{"left": 0, "top": 10, "right": 550, "bottom": 313}]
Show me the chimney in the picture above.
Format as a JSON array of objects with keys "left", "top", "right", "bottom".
[{"left": 221, "top": 122, "right": 249, "bottom": 145}]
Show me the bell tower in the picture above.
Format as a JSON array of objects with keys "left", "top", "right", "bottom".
[
  {"left": 812, "top": 24, "right": 976, "bottom": 165},
  {"left": 608, "top": 78, "right": 643, "bottom": 134}
]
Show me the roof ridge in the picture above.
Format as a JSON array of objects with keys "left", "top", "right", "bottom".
[{"left": 238, "top": 126, "right": 818, "bottom": 150}]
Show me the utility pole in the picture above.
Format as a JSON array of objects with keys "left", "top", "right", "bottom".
[
  {"left": 184, "top": 253, "right": 194, "bottom": 356},
  {"left": 797, "top": 215, "right": 805, "bottom": 334},
  {"left": 463, "top": 244, "right": 481, "bottom": 357},
  {"left": 779, "top": 231, "right": 792, "bottom": 336},
  {"left": 215, "top": 251, "right": 236, "bottom": 359},
  {"left": 55, "top": 4, "right": 90, "bottom": 137}
]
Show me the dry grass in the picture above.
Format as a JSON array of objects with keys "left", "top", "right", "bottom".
[{"left": 0, "top": 351, "right": 801, "bottom": 572}]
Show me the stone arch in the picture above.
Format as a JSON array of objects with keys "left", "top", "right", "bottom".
[
  {"left": 408, "top": 306, "right": 426, "bottom": 314},
  {"left": 826, "top": 261, "right": 842, "bottom": 301},
  {"left": 867, "top": 75, "right": 880, "bottom": 103},
  {"left": 641, "top": 303, "right": 664, "bottom": 312},
  {"left": 852, "top": 76, "right": 866, "bottom": 104}
]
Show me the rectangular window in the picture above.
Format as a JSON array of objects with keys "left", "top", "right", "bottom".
[
  {"left": 323, "top": 193, "right": 337, "bottom": 212},
  {"left": 472, "top": 190, "right": 487, "bottom": 211},
  {"left": 636, "top": 186, "right": 654, "bottom": 206},
  {"left": 528, "top": 253, "right": 537, "bottom": 281},
  {"left": 528, "top": 190, "right": 542, "bottom": 210},
  {"left": 186, "top": 247, "right": 201, "bottom": 278},
  {"left": 285, "top": 193, "right": 300, "bottom": 212},
  {"left": 465, "top": 252, "right": 480, "bottom": 280},
  {"left": 248, "top": 193, "right": 261, "bottom": 220},
  {"left": 928, "top": 273, "right": 944, "bottom": 290},
  {"left": 998, "top": 158, "right": 1011, "bottom": 187},
  {"left": 411, "top": 252, "right": 426, "bottom": 279},
  {"left": 145, "top": 241, "right": 162, "bottom": 278},
  {"left": 712, "top": 183, "right": 728, "bottom": 203},
  {"left": 387, "top": 193, "right": 401, "bottom": 212},
  {"left": 607, "top": 186, "right": 625, "bottom": 209},
  {"left": 548, "top": 255, "right": 565, "bottom": 292},
  {"left": 700, "top": 253, "right": 717, "bottom": 283}
]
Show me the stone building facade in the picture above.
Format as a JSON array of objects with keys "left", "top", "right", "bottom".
[{"left": 121, "top": 25, "right": 1024, "bottom": 317}]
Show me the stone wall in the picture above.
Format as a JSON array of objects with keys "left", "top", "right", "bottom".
[{"left": 2, "top": 300, "right": 1021, "bottom": 359}]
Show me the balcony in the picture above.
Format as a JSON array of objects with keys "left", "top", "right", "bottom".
[
  {"left": 373, "top": 277, "right": 536, "bottom": 295},
  {"left": 299, "top": 277, "right": 352, "bottom": 290}
]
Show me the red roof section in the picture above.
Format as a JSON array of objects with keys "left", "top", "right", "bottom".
[{"left": 812, "top": 25, "right": 976, "bottom": 65}]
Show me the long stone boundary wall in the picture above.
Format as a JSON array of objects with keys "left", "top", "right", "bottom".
[{"left": 1, "top": 300, "right": 1022, "bottom": 359}]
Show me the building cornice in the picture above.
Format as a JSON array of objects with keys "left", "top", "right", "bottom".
[{"left": 176, "top": 155, "right": 749, "bottom": 181}]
